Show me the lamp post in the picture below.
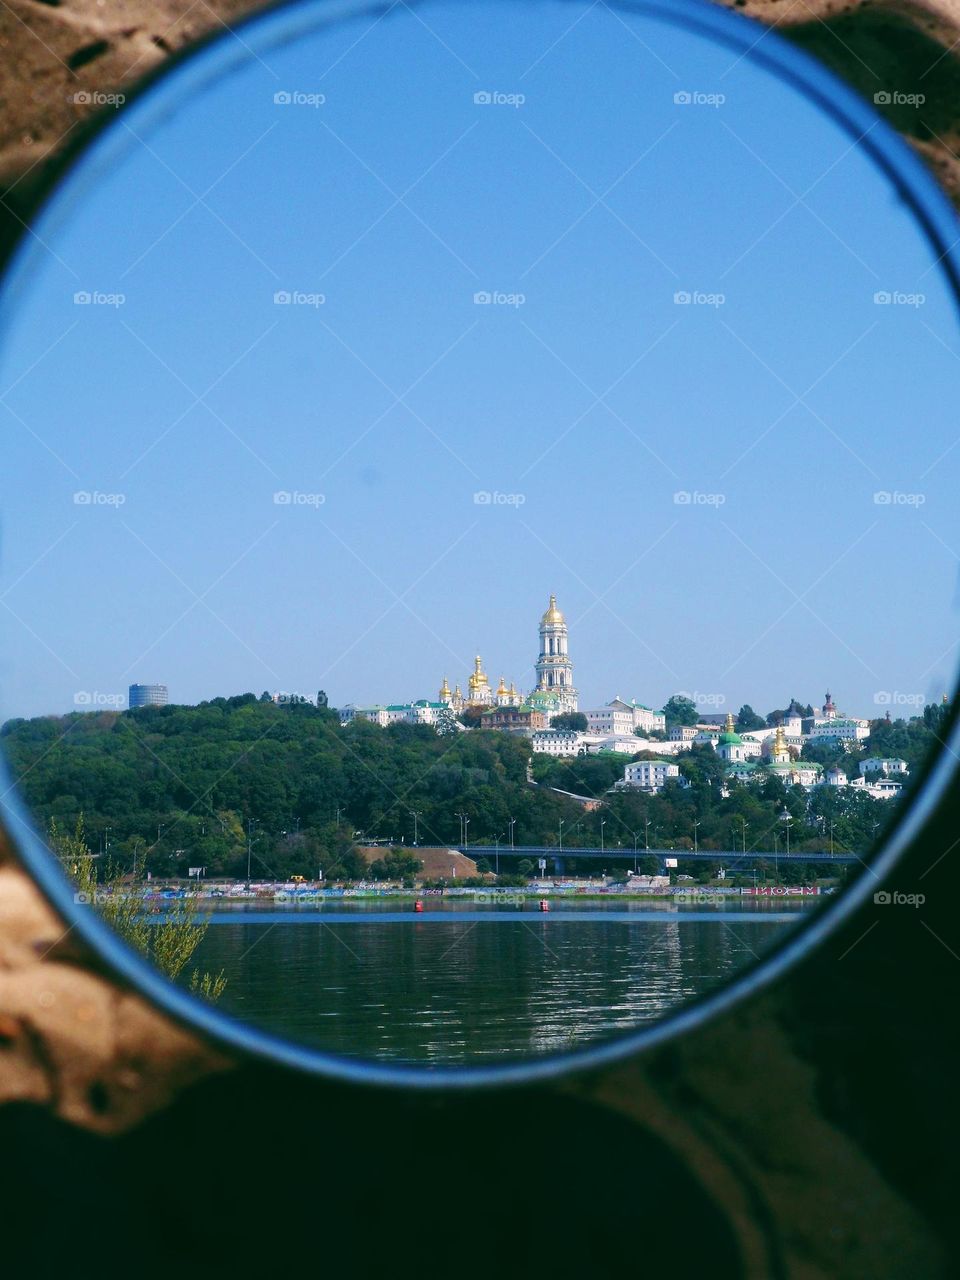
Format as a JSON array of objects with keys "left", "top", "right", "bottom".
[
  {"left": 599, "top": 819, "right": 606, "bottom": 854},
  {"left": 829, "top": 819, "right": 835, "bottom": 856},
  {"left": 780, "top": 808, "right": 792, "bottom": 856},
  {"left": 631, "top": 831, "right": 639, "bottom": 874},
  {"left": 246, "top": 818, "right": 256, "bottom": 888},
  {"left": 508, "top": 817, "right": 516, "bottom": 850},
  {"left": 558, "top": 818, "right": 564, "bottom": 854},
  {"left": 494, "top": 834, "right": 501, "bottom": 876},
  {"left": 740, "top": 817, "right": 748, "bottom": 856},
  {"left": 644, "top": 818, "right": 650, "bottom": 851},
  {"left": 409, "top": 810, "right": 421, "bottom": 847},
  {"left": 455, "top": 811, "right": 468, "bottom": 846},
  {"left": 693, "top": 819, "right": 700, "bottom": 854}
]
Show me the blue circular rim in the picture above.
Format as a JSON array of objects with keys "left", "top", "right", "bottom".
[{"left": 2, "top": 0, "right": 959, "bottom": 1091}]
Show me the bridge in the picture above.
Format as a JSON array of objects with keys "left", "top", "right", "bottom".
[{"left": 447, "top": 844, "right": 859, "bottom": 870}]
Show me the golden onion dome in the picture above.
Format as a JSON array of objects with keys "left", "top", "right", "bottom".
[
  {"left": 468, "top": 655, "right": 489, "bottom": 692},
  {"left": 541, "top": 593, "right": 565, "bottom": 626},
  {"left": 439, "top": 676, "right": 452, "bottom": 700},
  {"left": 496, "top": 676, "right": 508, "bottom": 697}
]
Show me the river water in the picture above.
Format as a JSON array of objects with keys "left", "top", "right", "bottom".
[{"left": 186, "top": 897, "right": 815, "bottom": 1065}]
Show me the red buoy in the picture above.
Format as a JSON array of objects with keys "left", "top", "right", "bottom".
[
  {"left": 414, "top": 899, "right": 424, "bottom": 913},
  {"left": 539, "top": 899, "right": 549, "bottom": 912}
]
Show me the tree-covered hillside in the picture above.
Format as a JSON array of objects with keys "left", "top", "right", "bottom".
[{"left": 0, "top": 693, "right": 941, "bottom": 879}]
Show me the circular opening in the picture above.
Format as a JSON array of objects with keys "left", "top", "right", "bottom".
[{"left": 1, "top": 0, "right": 959, "bottom": 1088}]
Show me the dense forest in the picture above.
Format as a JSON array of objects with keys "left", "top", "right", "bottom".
[{"left": 0, "top": 693, "right": 947, "bottom": 880}]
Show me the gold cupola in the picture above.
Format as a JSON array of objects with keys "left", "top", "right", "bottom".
[
  {"left": 439, "top": 676, "right": 452, "bottom": 702},
  {"left": 468, "top": 655, "right": 489, "bottom": 694},
  {"left": 496, "top": 675, "right": 508, "bottom": 697},
  {"left": 541, "top": 593, "right": 565, "bottom": 626}
]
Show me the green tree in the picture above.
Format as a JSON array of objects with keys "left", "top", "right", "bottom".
[
  {"left": 735, "top": 704, "right": 765, "bottom": 731},
  {"left": 663, "top": 695, "right": 698, "bottom": 728},
  {"left": 551, "top": 712, "right": 588, "bottom": 731}
]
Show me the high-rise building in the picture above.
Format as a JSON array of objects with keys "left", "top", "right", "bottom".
[{"left": 129, "top": 683, "right": 168, "bottom": 708}]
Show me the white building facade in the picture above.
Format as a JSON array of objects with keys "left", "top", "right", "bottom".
[{"left": 620, "top": 760, "right": 681, "bottom": 791}]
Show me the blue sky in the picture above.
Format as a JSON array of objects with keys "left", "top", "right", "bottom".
[{"left": 1, "top": 0, "right": 958, "bottom": 722}]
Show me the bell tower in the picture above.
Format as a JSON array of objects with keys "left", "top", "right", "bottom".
[{"left": 535, "top": 594, "right": 577, "bottom": 712}]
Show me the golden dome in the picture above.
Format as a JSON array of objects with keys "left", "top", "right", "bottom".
[
  {"left": 468, "top": 655, "right": 489, "bottom": 693},
  {"left": 541, "top": 593, "right": 565, "bottom": 626},
  {"left": 439, "top": 676, "right": 452, "bottom": 701},
  {"left": 496, "top": 676, "right": 508, "bottom": 697}
]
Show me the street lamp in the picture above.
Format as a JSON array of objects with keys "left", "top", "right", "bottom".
[
  {"left": 246, "top": 817, "right": 256, "bottom": 888},
  {"left": 494, "top": 833, "right": 502, "bottom": 876},
  {"left": 780, "top": 808, "right": 792, "bottom": 856},
  {"left": 558, "top": 817, "right": 565, "bottom": 854},
  {"left": 739, "top": 817, "right": 748, "bottom": 856},
  {"left": 508, "top": 817, "right": 516, "bottom": 849},
  {"left": 692, "top": 819, "right": 700, "bottom": 854},
  {"left": 644, "top": 818, "right": 650, "bottom": 851},
  {"left": 409, "top": 810, "right": 421, "bottom": 847},
  {"left": 599, "top": 818, "right": 606, "bottom": 853}
]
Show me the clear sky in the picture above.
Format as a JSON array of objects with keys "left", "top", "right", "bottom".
[{"left": 1, "top": 0, "right": 958, "bottom": 722}]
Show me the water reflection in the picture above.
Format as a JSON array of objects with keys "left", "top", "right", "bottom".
[{"left": 185, "top": 898, "right": 808, "bottom": 1061}]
